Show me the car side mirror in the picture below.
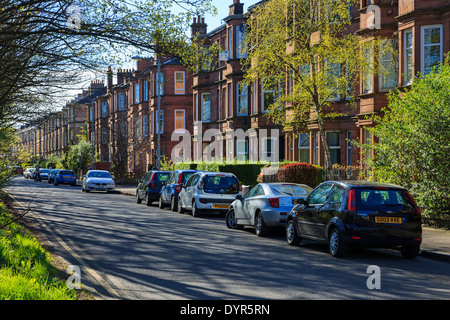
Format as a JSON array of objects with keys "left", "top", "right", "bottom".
[
  {"left": 236, "top": 194, "right": 243, "bottom": 200},
  {"left": 299, "top": 198, "right": 308, "bottom": 206}
]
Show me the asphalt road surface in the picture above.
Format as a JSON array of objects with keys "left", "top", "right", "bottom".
[{"left": 6, "top": 176, "right": 450, "bottom": 301}]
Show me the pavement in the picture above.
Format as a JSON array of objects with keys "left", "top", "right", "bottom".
[{"left": 114, "top": 184, "right": 450, "bottom": 263}]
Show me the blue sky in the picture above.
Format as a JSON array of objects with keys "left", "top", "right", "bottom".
[{"left": 205, "top": 0, "right": 261, "bottom": 31}]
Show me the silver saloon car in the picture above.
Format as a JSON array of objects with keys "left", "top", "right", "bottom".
[
  {"left": 226, "top": 183, "right": 313, "bottom": 236},
  {"left": 82, "top": 170, "right": 115, "bottom": 193}
]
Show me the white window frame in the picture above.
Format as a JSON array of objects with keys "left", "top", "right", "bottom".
[
  {"left": 201, "top": 93, "right": 211, "bottom": 123},
  {"left": 421, "top": 24, "right": 443, "bottom": 75},
  {"left": 261, "top": 82, "right": 275, "bottom": 113},
  {"left": 228, "top": 26, "right": 233, "bottom": 59},
  {"left": 236, "top": 139, "right": 248, "bottom": 162},
  {"left": 326, "top": 131, "right": 341, "bottom": 165},
  {"left": 236, "top": 82, "right": 248, "bottom": 116},
  {"left": 118, "top": 92, "right": 125, "bottom": 111},
  {"left": 134, "top": 83, "right": 139, "bottom": 104},
  {"left": 404, "top": 28, "right": 413, "bottom": 85},
  {"left": 174, "top": 109, "right": 185, "bottom": 133},
  {"left": 298, "top": 133, "right": 310, "bottom": 163},
  {"left": 362, "top": 44, "right": 373, "bottom": 94},
  {"left": 155, "top": 110, "right": 164, "bottom": 134},
  {"left": 379, "top": 39, "right": 398, "bottom": 91},
  {"left": 143, "top": 80, "right": 149, "bottom": 101},
  {"left": 174, "top": 71, "right": 185, "bottom": 95}
]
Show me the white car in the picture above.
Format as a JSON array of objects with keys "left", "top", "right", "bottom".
[
  {"left": 82, "top": 170, "right": 115, "bottom": 193},
  {"left": 177, "top": 171, "right": 241, "bottom": 217}
]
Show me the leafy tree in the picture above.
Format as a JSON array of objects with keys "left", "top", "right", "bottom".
[
  {"left": 367, "top": 57, "right": 450, "bottom": 219},
  {"left": 242, "top": 0, "right": 392, "bottom": 173}
]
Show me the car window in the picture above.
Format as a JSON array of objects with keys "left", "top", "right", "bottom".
[
  {"left": 203, "top": 175, "right": 239, "bottom": 194},
  {"left": 308, "top": 184, "right": 333, "bottom": 205},
  {"left": 326, "top": 186, "right": 346, "bottom": 204},
  {"left": 88, "top": 171, "right": 111, "bottom": 178},
  {"left": 244, "top": 185, "right": 261, "bottom": 199},
  {"left": 59, "top": 170, "right": 73, "bottom": 175},
  {"left": 357, "top": 189, "right": 412, "bottom": 209},
  {"left": 154, "top": 172, "right": 169, "bottom": 181},
  {"left": 181, "top": 172, "right": 195, "bottom": 184},
  {"left": 270, "top": 184, "right": 312, "bottom": 196}
]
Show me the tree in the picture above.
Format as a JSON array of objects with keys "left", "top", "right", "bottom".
[
  {"left": 366, "top": 57, "right": 450, "bottom": 219},
  {"left": 0, "top": 0, "right": 216, "bottom": 127},
  {"left": 242, "top": 0, "right": 391, "bottom": 173}
]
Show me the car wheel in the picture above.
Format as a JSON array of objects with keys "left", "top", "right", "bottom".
[
  {"left": 158, "top": 196, "right": 165, "bottom": 209},
  {"left": 177, "top": 196, "right": 184, "bottom": 213},
  {"left": 146, "top": 193, "right": 152, "bottom": 206},
  {"left": 254, "top": 212, "right": 268, "bottom": 237},
  {"left": 286, "top": 220, "right": 301, "bottom": 246},
  {"left": 226, "top": 209, "right": 243, "bottom": 230},
  {"left": 329, "top": 228, "right": 347, "bottom": 258},
  {"left": 192, "top": 201, "right": 200, "bottom": 217},
  {"left": 401, "top": 244, "right": 420, "bottom": 259},
  {"left": 136, "top": 192, "right": 142, "bottom": 204},
  {"left": 54, "top": 181, "right": 58, "bottom": 186},
  {"left": 171, "top": 196, "right": 178, "bottom": 212}
]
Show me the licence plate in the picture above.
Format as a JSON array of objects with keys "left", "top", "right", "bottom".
[
  {"left": 375, "top": 216, "right": 402, "bottom": 224},
  {"left": 213, "top": 204, "right": 229, "bottom": 209}
]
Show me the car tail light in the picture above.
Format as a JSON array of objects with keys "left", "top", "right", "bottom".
[
  {"left": 348, "top": 189, "right": 356, "bottom": 211},
  {"left": 149, "top": 175, "right": 154, "bottom": 189},
  {"left": 269, "top": 197, "right": 279, "bottom": 208},
  {"left": 406, "top": 191, "right": 421, "bottom": 217},
  {"left": 175, "top": 184, "right": 182, "bottom": 193}
]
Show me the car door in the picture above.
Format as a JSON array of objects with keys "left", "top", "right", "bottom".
[
  {"left": 316, "top": 185, "right": 346, "bottom": 240},
  {"left": 297, "top": 183, "right": 333, "bottom": 239},
  {"left": 183, "top": 174, "right": 200, "bottom": 209},
  {"left": 162, "top": 172, "right": 174, "bottom": 202},
  {"left": 245, "top": 185, "right": 265, "bottom": 224},
  {"left": 236, "top": 185, "right": 260, "bottom": 225},
  {"left": 139, "top": 172, "right": 151, "bottom": 199}
]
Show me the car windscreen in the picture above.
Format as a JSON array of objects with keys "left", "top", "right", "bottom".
[
  {"left": 356, "top": 188, "right": 413, "bottom": 210},
  {"left": 270, "top": 184, "right": 312, "bottom": 196},
  {"left": 40, "top": 169, "right": 50, "bottom": 173},
  {"left": 59, "top": 170, "right": 74, "bottom": 175},
  {"left": 152, "top": 173, "right": 169, "bottom": 182},
  {"left": 88, "top": 172, "right": 111, "bottom": 178},
  {"left": 203, "top": 175, "right": 239, "bottom": 194},
  {"left": 181, "top": 172, "right": 195, "bottom": 183}
]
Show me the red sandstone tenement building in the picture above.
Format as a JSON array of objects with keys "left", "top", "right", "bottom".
[{"left": 15, "top": 0, "right": 450, "bottom": 174}]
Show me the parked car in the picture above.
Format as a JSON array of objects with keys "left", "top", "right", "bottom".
[
  {"left": 81, "top": 170, "right": 115, "bottom": 192},
  {"left": 285, "top": 181, "right": 422, "bottom": 259},
  {"left": 178, "top": 172, "right": 241, "bottom": 217},
  {"left": 48, "top": 169, "right": 60, "bottom": 183},
  {"left": 136, "top": 170, "right": 171, "bottom": 206},
  {"left": 159, "top": 169, "right": 197, "bottom": 211},
  {"left": 39, "top": 169, "right": 51, "bottom": 180},
  {"left": 24, "top": 168, "right": 34, "bottom": 178},
  {"left": 12, "top": 166, "right": 23, "bottom": 175},
  {"left": 226, "top": 183, "right": 313, "bottom": 237},
  {"left": 54, "top": 170, "right": 76, "bottom": 186}
]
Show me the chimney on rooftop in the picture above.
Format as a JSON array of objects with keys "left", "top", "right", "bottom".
[
  {"left": 229, "top": 0, "right": 244, "bottom": 15},
  {"left": 190, "top": 15, "right": 207, "bottom": 38}
]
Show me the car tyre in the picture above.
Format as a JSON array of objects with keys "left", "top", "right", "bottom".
[
  {"left": 136, "top": 192, "right": 142, "bottom": 204},
  {"left": 177, "top": 196, "right": 184, "bottom": 214},
  {"left": 329, "top": 228, "right": 347, "bottom": 258},
  {"left": 171, "top": 196, "right": 178, "bottom": 212},
  {"left": 192, "top": 201, "right": 200, "bottom": 217},
  {"left": 146, "top": 193, "right": 152, "bottom": 206},
  {"left": 159, "top": 196, "right": 165, "bottom": 209},
  {"left": 401, "top": 244, "right": 420, "bottom": 259},
  {"left": 226, "top": 209, "right": 243, "bottom": 230},
  {"left": 286, "top": 220, "right": 301, "bottom": 246},
  {"left": 254, "top": 212, "right": 269, "bottom": 237}
]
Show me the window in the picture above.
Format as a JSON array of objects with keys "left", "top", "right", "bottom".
[
  {"left": 237, "top": 82, "right": 248, "bottom": 116},
  {"left": 252, "top": 80, "right": 258, "bottom": 114},
  {"left": 143, "top": 115, "right": 149, "bottom": 137},
  {"left": 364, "top": 128, "right": 372, "bottom": 165},
  {"left": 102, "top": 101, "right": 108, "bottom": 118},
  {"left": 308, "top": 183, "right": 333, "bottom": 205},
  {"left": 313, "top": 132, "right": 319, "bottom": 165},
  {"left": 262, "top": 137, "right": 276, "bottom": 161},
  {"left": 156, "top": 110, "right": 164, "bottom": 134},
  {"left": 421, "top": 25, "right": 442, "bottom": 75},
  {"left": 325, "top": 60, "right": 341, "bottom": 101},
  {"left": 404, "top": 29, "right": 413, "bottom": 85},
  {"left": 362, "top": 44, "right": 373, "bottom": 94},
  {"left": 118, "top": 92, "right": 125, "bottom": 111},
  {"left": 298, "top": 133, "right": 310, "bottom": 163},
  {"left": 134, "top": 117, "right": 140, "bottom": 138},
  {"left": 261, "top": 81, "right": 275, "bottom": 113},
  {"left": 175, "top": 109, "right": 185, "bottom": 132},
  {"left": 236, "top": 140, "right": 248, "bottom": 162},
  {"left": 201, "top": 93, "right": 211, "bottom": 122},
  {"left": 228, "top": 26, "right": 233, "bottom": 59},
  {"left": 134, "top": 83, "right": 139, "bottom": 104},
  {"left": 156, "top": 72, "right": 164, "bottom": 96},
  {"left": 90, "top": 106, "right": 94, "bottom": 122},
  {"left": 380, "top": 39, "right": 398, "bottom": 90},
  {"left": 326, "top": 186, "right": 345, "bottom": 205},
  {"left": 236, "top": 23, "right": 248, "bottom": 59},
  {"left": 175, "top": 72, "right": 185, "bottom": 95},
  {"left": 143, "top": 81, "right": 149, "bottom": 101},
  {"left": 346, "top": 131, "right": 353, "bottom": 166},
  {"left": 101, "top": 127, "right": 108, "bottom": 144},
  {"left": 326, "top": 131, "right": 341, "bottom": 165}
]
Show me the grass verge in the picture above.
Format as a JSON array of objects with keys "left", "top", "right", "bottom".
[{"left": 0, "top": 195, "right": 77, "bottom": 300}]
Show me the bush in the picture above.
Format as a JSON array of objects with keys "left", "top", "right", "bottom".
[{"left": 278, "top": 162, "right": 323, "bottom": 188}]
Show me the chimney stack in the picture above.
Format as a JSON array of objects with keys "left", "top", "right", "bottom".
[
  {"left": 190, "top": 15, "right": 207, "bottom": 38},
  {"left": 106, "top": 66, "right": 113, "bottom": 91},
  {"left": 229, "top": 0, "right": 243, "bottom": 15}
]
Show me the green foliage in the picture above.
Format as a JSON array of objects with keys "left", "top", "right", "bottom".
[
  {"left": 277, "top": 162, "right": 324, "bottom": 188},
  {"left": 66, "top": 139, "right": 93, "bottom": 177},
  {"left": 367, "top": 57, "right": 450, "bottom": 218}
]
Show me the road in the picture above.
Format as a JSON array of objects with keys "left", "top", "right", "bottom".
[{"left": 6, "top": 176, "right": 450, "bottom": 301}]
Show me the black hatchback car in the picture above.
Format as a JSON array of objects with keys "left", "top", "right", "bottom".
[
  {"left": 136, "top": 170, "right": 171, "bottom": 206},
  {"left": 158, "top": 169, "right": 197, "bottom": 211},
  {"left": 286, "top": 181, "right": 422, "bottom": 259}
]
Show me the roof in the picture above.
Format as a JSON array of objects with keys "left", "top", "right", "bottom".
[{"left": 328, "top": 180, "right": 406, "bottom": 189}]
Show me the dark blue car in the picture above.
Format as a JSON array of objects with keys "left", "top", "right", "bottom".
[
  {"left": 136, "top": 170, "right": 171, "bottom": 206},
  {"left": 54, "top": 170, "right": 77, "bottom": 186},
  {"left": 158, "top": 169, "right": 197, "bottom": 211}
]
